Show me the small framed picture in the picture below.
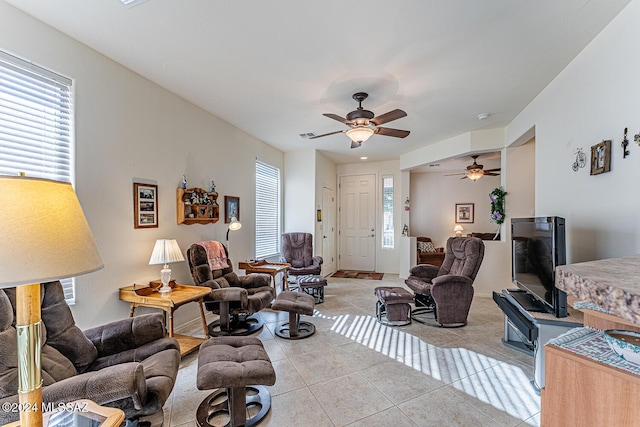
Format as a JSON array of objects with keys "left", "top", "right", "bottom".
[
  {"left": 590, "top": 140, "right": 611, "bottom": 175},
  {"left": 455, "top": 203, "right": 474, "bottom": 224},
  {"left": 134, "top": 183, "right": 158, "bottom": 228},
  {"left": 225, "top": 196, "right": 240, "bottom": 223}
]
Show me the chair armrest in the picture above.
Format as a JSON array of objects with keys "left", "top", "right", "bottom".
[
  {"left": 409, "top": 264, "right": 440, "bottom": 280},
  {"left": 312, "top": 256, "right": 323, "bottom": 266},
  {"left": 42, "top": 362, "right": 147, "bottom": 410},
  {"left": 239, "top": 273, "right": 271, "bottom": 289},
  {"left": 210, "top": 287, "right": 248, "bottom": 306},
  {"left": 84, "top": 313, "right": 166, "bottom": 357},
  {"left": 431, "top": 274, "right": 473, "bottom": 287}
]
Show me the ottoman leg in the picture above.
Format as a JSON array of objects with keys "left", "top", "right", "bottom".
[
  {"left": 289, "top": 311, "right": 299, "bottom": 337},
  {"left": 229, "top": 387, "right": 246, "bottom": 427},
  {"left": 196, "top": 385, "right": 272, "bottom": 427}
]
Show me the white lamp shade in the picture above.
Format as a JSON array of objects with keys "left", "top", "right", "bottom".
[
  {"left": 346, "top": 126, "right": 374, "bottom": 143},
  {"left": 228, "top": 217, "right": 242, "bottom": 231},
  {"left": 0, "top": 176, "right": 104, "bottom": 288},
  {"left": 466, "top": 169, "right": 484, "bottom": 181},
  {"left": 149, "top": 239, "right": 185, "bottom": 265},
  {"left": 454, "top": 225, "right": 464, "bottom": 232}
]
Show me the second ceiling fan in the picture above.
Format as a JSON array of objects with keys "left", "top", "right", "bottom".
[
  {"left": 310, "top": 92, "right": 410, "bottom": 148},
  {"left": 446, "top": 155, "right": 501, "bottom": 181}
]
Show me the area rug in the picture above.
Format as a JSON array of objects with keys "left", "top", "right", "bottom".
[{"left": 331, "top": 270, "right": 384, "bottom": 280}]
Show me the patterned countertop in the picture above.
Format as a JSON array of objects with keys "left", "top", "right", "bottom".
[{"left": 556, "top": 255, "right": 640, "bottom": 325}]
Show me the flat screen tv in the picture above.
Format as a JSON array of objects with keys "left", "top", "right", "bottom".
[{"left": 511, "top": 216, "right": 567, "bottom": 318}]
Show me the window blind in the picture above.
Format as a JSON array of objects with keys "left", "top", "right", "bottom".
[
  {"left": 255, "top": 160, "right": 281, "bottom": 259},
  {"left": 382, "top": 175, "right": 394, "bottom": 248},
  {"left": 0, "top": 51, "right": 76, "bottom": 304}
]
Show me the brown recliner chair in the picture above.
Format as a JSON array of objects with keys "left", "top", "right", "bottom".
[
  {"left": 416, "top": 237, "right": 445, "bottom": 267},
  {"left": 280, "top": 233, "right": 323, "bottom": 277},
  {"left": 187, "top": 242, "right": 274, "bottom": 336},
  {"left": 0, "top": 281, "right": 180, "bottom": 427},
  {"left": 405, "top": 237, "right": 484, "bottom": 327}
]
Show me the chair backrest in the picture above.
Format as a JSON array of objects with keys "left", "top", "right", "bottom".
[
  {"left": 438, "top": 237, "right": 484, "bottom": 280},
  {"left": 187, "top": 241, "right": 233, "bottom": 286},
  {"left": 281, "top": 233, "right": 314, "bottom": 268}
]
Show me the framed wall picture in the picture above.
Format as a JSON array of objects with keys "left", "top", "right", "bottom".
[
  {"left": 225, "top": 196, "right": 240, "bottom": 223},
  {"left": 590, "top": 140, "right": 611, "bottom": 175},
  {"left": 134, "top": 183, "right": 158, "bottom": 228},
  {"left": 455, "top": 203, "right": 474, "bottom": 224}
]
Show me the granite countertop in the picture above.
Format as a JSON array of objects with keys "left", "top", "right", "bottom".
[{"left": 556, "top": 255, "right": 640, "bottom": 325}]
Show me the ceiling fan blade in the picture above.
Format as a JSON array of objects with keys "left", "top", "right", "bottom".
[
  {"left": 374, "top": 127, "right": 410, "bottom": 138},
  {"left": 309, "top": 130, "right": 345, "bottom": 139},
  {"left": 484, "top": 172, "right": 500, "bottom": 176},
  {"left": 322, "top": 113, "right": 353, "bottom": 125},
  {"left": 370, "top": 109, "right": 407, "bottom": 126},
  {"left": 350, "top": 140, "right": 362, "bottom": 149},
  {"left": 484, "top": 168, "right": 501, "bottom": 172}
]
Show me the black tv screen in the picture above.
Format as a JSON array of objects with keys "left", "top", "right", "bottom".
[{"left": 511, "top": 216, "right": 567, "bottom": 317}]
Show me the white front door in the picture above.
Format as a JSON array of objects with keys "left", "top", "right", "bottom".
[
  {"left": 339, "top": 174, "right": 376, "bottom": 271},
  {"left": 322, "top": 187, "right": 336, "bottom": 275}
]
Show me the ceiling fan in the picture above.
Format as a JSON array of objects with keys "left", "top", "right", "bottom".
[
  {"left": 446, "top": 155, "right": 501, "bottom": 181},
  {"left": 310, "top": 92, "right": 410, "bottom": 149}
]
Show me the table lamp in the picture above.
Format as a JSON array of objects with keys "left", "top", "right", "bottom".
[
  {"left": 0, "top": 176, "right": 104, "bottom": 427},
  {"left": 454, "top": 225, "right": 464, "bottom": 237},
  {"left": 148, "top": 239, "right": 185, "bottom": 294}
]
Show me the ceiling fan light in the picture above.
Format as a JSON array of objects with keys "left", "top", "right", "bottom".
[
  {"left": 346, "top": 126, "right": 374, "bottom": 143},
  {"left": 466, "top": 169, "right": 484, "bottom": 181}
]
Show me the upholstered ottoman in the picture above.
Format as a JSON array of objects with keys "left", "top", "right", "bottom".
[
  {"left": 375, "top": 286, "right": 413, "bottom": 326},
  {"left": 196, "top": 337, "right": 276, "bottom": 427},
  {"left": 296, "top": 274, "right": 328, "bottom": 303},
  {"left": 271, "top": 290, "right": 316, "bottom": 339}
]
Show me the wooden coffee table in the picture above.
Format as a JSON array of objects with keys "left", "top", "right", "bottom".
[
  {"left": 118, "top": 284, "right": 211, "bottom": 356},
  {"left": 238, "top": 261, "right": 290, "bottom": 296}
]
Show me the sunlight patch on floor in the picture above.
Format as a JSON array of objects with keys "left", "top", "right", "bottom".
[{"left": 323, "top": 311, "right": 539, "bottom": 424}]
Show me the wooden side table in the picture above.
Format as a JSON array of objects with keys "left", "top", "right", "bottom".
[
  {"left": 118, "top": 284, "right": 211, "bottom": 356},
  {"left": 238, "top": 261, "right": 290, "bottom": 296}
]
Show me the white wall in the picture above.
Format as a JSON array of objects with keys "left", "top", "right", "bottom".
[
  {"left": 505, "top": 139, "right": 536, "bottom": 219},
  {"left": 283, "top": 149, "right": 337, "bottom": 266},
  {"left": 506, "top": 0, "right": 640, "bottom": 264},
  {"left": 0, "top": 2, "right": 284, "bottom": 329},
  {"left": 337, "top": 160, "right": 402, "bottom": 274},
  {"left": 315, "top": 152, "right": 337, "bottom": 272},
  {"left": 283, "top": 149, "right": 316, "bottom": 234}
]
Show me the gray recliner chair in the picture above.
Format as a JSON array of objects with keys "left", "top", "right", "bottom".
[
  {"left": 0, "top": 281, "right": 180, "bottom": 427},
  {"left": 187, "top": 241, "right": 274, "bottom": 336},
  {"left": 280, "top": 233, "right": 323, "bottom": 278},
  {"left": 405, "top": 237, "right": 484, "bottom": 327}
]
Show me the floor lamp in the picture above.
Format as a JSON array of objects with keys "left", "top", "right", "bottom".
[
  {"left": 226, "top": 217, "right": 242, "bottom": 262},
  {"left": 0, "top": 176, "right": 104, "bottom": 427}
]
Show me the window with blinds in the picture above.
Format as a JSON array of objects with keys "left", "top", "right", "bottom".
[
  {"left": 0, "top": 50, "right": 76, "bottom": 304},
  {"left": 382, "top": 175, "right": 394, "bottom": 249},
  {"left": 255, "top": 160, "right": 281, "bottom": 259}
]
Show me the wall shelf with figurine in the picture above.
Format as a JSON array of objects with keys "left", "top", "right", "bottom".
[{"left": 177, "top": 187, "right": 219, "bottom": 224}]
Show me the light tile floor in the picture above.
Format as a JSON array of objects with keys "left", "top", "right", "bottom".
[{"left": 166, "top": 275, "right": 540, "bottom": 427}]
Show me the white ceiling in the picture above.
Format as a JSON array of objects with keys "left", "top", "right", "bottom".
[{"left": 4, "top": 0, "right": 630, "bottom": 165}]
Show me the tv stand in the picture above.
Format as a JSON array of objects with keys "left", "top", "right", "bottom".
[
  {"left": 506, "top": 289, "right": 547, "bottom": 313},
  {"left": 493, "top": 289, "right": 583, "bottom": 391}
]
